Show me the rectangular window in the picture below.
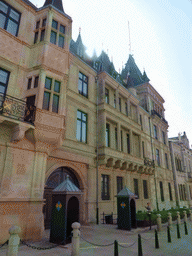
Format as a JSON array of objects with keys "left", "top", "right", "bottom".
[
  {"left": 156, "top": 149, "right": 160, "bottom": 166},
  {"left": 40, "top": 29, "right": 45, "bottom": 41},
  {"left": 114, "top": 94, "right": 116, "bottom": 108},
  {"left": 117, "top": 176, "right": 123, "bottom": 194},
  {"left": 125, "top": 102, "right": 128, "bottom": 116},
  {"left": 52, "top": 19, "right": 58, "bottom": 29},
  {"left": 78, "top": 72, "right": 88, "bottom": 97},
  {"left": 165, "top": 153, "right": 169, "bottom": 169},
  {"left": 0, "top": 1, "right": 21, "bottom": 36},
  {"left": 140, "top": 115, "right": 143, "bottom": 130},
  {"left": 34, "top": 31, "right": 38, "bottom": 44},
  {"left": 168, "top": 183, "right": 173, "bottom": 201},
  {"left": 105, "top": 88, "right": 109, "bottom": 104},
  {"left": 121, "top": 130, "right": 123, "bottom": 151},
  {"left": 142, "top": 141, "right": 145, "bottom": 158},
  {"left": 183, "top": 185, "right": 186, "bottom": 201},
  {"left": 119, "top": 98, "right": 121, "bottom": 112},
  {"left": 50, "top": 30, "right": 57, "bottom": 44},
  {"left": 159, "top": 181, "right": 164, "bottom": 201},
  {"left": 36, "top": 20, "right": 40, "bottom": 29},
  {"left": 115, "top": 127, "right": 118, "bottom": 150},
  {"left": 58, "top": 34, "right": 64, "bottom": 48},
  {"left": 34, "top": 76, "right": 39, "bottom": 88},
  {"left": 134, "top": 179, "right": 139, "bottom": 198},
  {"left": 42, "top": 18, "right": 46, "bottom": 27},
  {"left": 27, "top": 77, "right": 32, "bottom": 90},
  {"left": 45, "top": 77, "right": 52, "bottom": 90},
  {"left": 76, "top": 110, "right": 87, "bottom": 143},
  {"left": 42, "top": 91, "right": 50, "bottom": 110},
  {"left": 59, "top": 24, "right": 65, "bottom": 34},
  {"left": 52, "top": 94, "right": 59, "bottom": 113},
  {"left": 54, "top": 80, "right": 60, "bottom": 93},
  {"left": 154, "top": 125, "right": 158, "bottom": 139},
  {"left": 143, "top": 180, "right": 148, "bottom": 199},
  {"left": 127, "top": 133, "right": 130, "bottom": 154},
  {"left": 106, "top": 123, "right": 110, "bottom": 147},
  {"left": 101, "top": 174, "right": 110, "bottom": 200},
  {"left": 162, "top": 131, "right": 166, "bottom": 144},
  {"left": 0, "top": 68, "right": 10, "bottom": 95}
]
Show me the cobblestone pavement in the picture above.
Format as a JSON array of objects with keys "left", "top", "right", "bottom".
[{"left": 1, "top": 220, "right": 192, "bottom": 255}]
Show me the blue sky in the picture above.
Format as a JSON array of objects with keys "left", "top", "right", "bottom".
[{"left": 32, "top": 0, "right": 192, "bottom": 145}]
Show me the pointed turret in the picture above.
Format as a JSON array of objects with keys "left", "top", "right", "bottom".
[
  {"left": 43, "top": 0, "right": 64, "bottom": 13},
  {"left": 142, "top": 70, "right": 150, "bottom": 82},
  {"left": 76, "top": 28, "right": 86, "bottom": 58},
  {"left": 122, "top": 54, "right": 144, "bottom": 86}
]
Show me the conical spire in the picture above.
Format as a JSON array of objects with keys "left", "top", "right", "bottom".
[
  {"left": 142, "top": 70, "right": 150, "bottom": 82},
  {"left": 121, "top": 54, "right": 144, "bottom": 86},
  {"left": 43, "top": 0, "right": 64, "bottom": 13}
]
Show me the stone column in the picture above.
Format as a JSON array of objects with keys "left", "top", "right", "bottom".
[
  {"left": 157, "top": 214, "right": 162, "bottom": 232},
  {"left": 177, "top": 211, "right": 181, "bottom": 224},
  {"left": 71, "top": 222, "right": 80, "bottom": 256},
  {"left": 168, "top": 212, "right": 172, "bottom": 227},
  {"left": 36, "top": 70, "right": 46, "bottom": 109},
  {"left": 7, "top": 226, "right": 21, "bottom": 256},
  {"left": 183, "top": 210, "right": 187, "bottom": 222},
  {"left": 45, "top": 9, "right": 53, "bottom": 43}
]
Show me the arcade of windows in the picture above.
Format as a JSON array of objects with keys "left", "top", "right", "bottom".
[
  {"left": 175, "top": 157, "right": 182, "bottom": 172},
  {"left": 50, "top": 19, "right": 65, "bottom": 48}
]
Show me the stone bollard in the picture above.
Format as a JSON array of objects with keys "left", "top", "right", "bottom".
[
  {"left": 183, "top": 211, "right": 187, "bottom": 222},
  {"left": 168, "top": 212, "right": 172, "bottom": 227},
  {"left": 71, "top": 222, "right": 81, "bottom": 256},
  {"left": 177, "top": 211, "right": 181, "bottom": 225},
  {"left": 189, "top": 210, "right": 192, "bottom": 221},
  {"left": 157, "top": 214, "right": 162, "bottom": 232},
  {"left": 7, "top": 226, "right": 21, "bottom": 256}
]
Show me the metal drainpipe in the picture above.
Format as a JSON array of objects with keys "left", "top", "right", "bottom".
[
  {"left": 95, "top": 74, "right": 99, "bottom": 224},
  {"left": 149, "top": 116, "right": 159, "bottom": 211}
]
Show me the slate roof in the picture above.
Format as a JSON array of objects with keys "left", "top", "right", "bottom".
[
  {"left": 43, "top": 0, "right": 64, "bottom": 13},
  {"left": 116, "top": 186, "right": 138, "bottom": 198},
  {"left": 21, "top": 0, "right": 38, "bottom": 10},
  {"left": 53, "top": 176, "right": 81, "bottom": 192}
]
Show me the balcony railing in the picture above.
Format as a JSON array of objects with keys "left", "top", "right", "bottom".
[
  {"left": 144, "top": 157, "right": 155, "bottom": 168},
  {"left": 151, "top": 110, "right": 168, "bottom": 124},
  {"left": 0, "top": 93, "right": 36, "bottom": 125}
]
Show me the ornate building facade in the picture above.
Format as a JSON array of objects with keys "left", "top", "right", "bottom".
[
  {"left": 0, "top": 0, "right": 176, "bottom": 242},
  {"left": 169, "top": 132, "right": 192, "bottom": 208}
]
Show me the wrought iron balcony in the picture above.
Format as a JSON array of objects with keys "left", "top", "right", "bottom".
[
  {"left": 151, "top": 110, "right": 168, "bottom": 124},
  {"left": 0, "top": 93, "right": 36, "bottom": 125},
  {"left": 144, "top": 157, "right": 155, "bottom": 168}
]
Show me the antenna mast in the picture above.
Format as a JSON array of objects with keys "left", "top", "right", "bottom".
[{"left": 128, "top": 21, "right": 132, "bottom": 54}]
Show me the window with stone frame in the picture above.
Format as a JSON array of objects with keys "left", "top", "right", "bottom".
[
  {"left": 168, "top": 182, "right": 173, "bottom": 201},
  {"left": 115, "top": 127, "right": 118, "bottom": 150},
  {"left": 106, "top": 123, "right": 110, "bottom": 147},
  {"left": 76, "top": 110, "right": 87, "bottom": 143},
  {"left": 154, "top": 125, "right": 158, "bottom": 139},
  {"left": 105, "top": 88, "right": 109, "bottom": 104},
  {"left": 78, "top": 72, "right": 88, "bottom": 98},
  {"left": 42, "top": 77, "right": 60, "bottom": 113},
  {"left": 0, "top": 67, "right": 10, "bottom": 96},
  {"left": 162, "top": 131, "right": 166, "bottom": 144},
  {"left": 0, "top": 0, "right": 21, "bottom": 36},
  {"left": 134, "top": 178, "right": 139, "bottom": 198},
  {"left": 101, "top": 174, "right": 110, "bottom": 200},
  {"left": 119, "top": 97, "right": 121, "bottom": 112},
  {"left": 159, "top": 181, "right": 164, "bottom": 201},
  {"left": 116, "top": 176, "right": 123, "bottom": 194},
  {"left": 50, "top": 19, "right": 65, "bottom": 48},
  {"left": 143, "top": 180, "right": 148, "bottom": 199},
  {"left": 27, "top": 75, "right": 39, "bottom": 90},
  {"left": 127, "top": 133, "right": 130, "bottom": 154},
  {"left": 114, "top": 93, "right": 116, "bottom": 108},
  {"left": 34, "top": 17, "right": 47, "bottom": 44},
  {"left": 125, "top": 102, "right": 128, "bottom": 116}
]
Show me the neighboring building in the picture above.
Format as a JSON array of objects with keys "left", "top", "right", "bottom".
[
  {"left": 0, "top": 0, "right": 176, "bottom": 242},
  {"left": 169, "top": 132, "right": 192, "bottom": 208}
]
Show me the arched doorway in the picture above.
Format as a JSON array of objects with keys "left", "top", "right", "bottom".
[
  {"left": 130, "top": 199, "right": 137, "bottom": 228},
  {"left": 67, "top": 196, "right": 79, "bottom": 241},
  {"left": 43, "top": 167, "right": 80, "bottom": 229}
]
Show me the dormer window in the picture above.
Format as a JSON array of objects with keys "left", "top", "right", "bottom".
[
  {"left": 50, "top": 19, "right": 65, "bottom": 48},
  {"left": 0, "top": 1, "right": 21, "bottom": 36}
]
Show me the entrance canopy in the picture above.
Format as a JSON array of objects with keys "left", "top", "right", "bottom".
[
  {"left": 53, "top": 175, "right": 82, "bottom": 195},
  {"left": 116, "top": 186, "right": 138, "bottom": 199}
]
